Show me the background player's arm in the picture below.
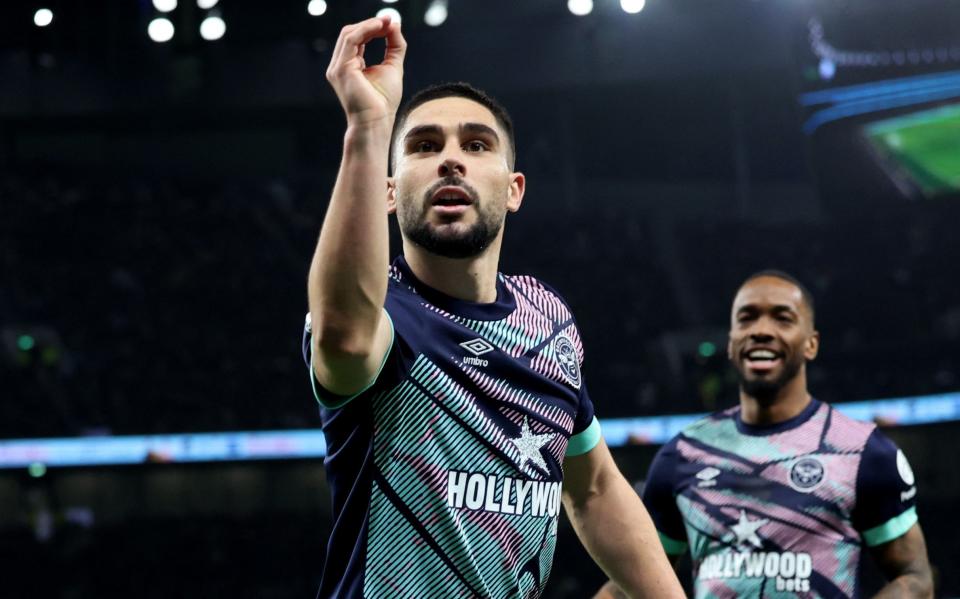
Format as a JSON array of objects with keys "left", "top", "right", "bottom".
[
  {"left": 870, "top": 523, "right": 934, "bottom": 599},
  {"left": 308, "top": 17, "right": 406, "bottom": 395},
  {"left": 562, "top": 439, "right": 684, "bottom": 599}
]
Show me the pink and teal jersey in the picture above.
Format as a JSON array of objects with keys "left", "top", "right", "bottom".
[
  {"left": 643, "top": 399, "right": 919, "bottom": 598},
  {"left": 302, "top": 256, "right": 600, "bottom": 599}
]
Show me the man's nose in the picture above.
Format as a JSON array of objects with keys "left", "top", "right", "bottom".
[
  {"left": 438, "top": 157, "right": 466, "bottom": 178},
  {"left": 748, "top": 324, "right": 775, "bottom": 341}
]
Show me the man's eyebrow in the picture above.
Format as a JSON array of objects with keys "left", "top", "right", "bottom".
[
  {"left": 736, "top": 304, "right": 798, "bottom": 314},
  {"left": 403, "top": 124, "right": 443, "bottom": 141},
  {"left": 461, "top": 122, "right": 500, "bottom": 142}
]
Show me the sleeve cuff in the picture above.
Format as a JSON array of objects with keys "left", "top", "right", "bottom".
[
  {"left": 565, "top": 417, "right": 601, "bottom": 457},
  {"left": 862, "top": 506, "right": 918, "bottom": 547},
  {"left": 658, "top": 531, "right": 688, "bottom": 555},
  {"left": 308, "top": 309, "right": 395, "bottom": 409}
]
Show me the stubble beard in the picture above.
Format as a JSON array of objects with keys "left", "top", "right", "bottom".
[
  {"left": 735, "top": 353, "right": 804, "bottom": 405},
  {"left": 397, "top": 177, "right": 504, "bottom": 260}
]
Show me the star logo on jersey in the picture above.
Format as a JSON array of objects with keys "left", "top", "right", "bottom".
[
  {"left": 553, "top": 334, "right": 581, "bottom": 389},
  {"left": 511, "top": 417, "right": 556, "bottom": 474},
  {"left": 460, "top": 338, "right": 495, "bottom": 356},
  {"left": 726, "top": 509, "right": 768, "bottom": 550}
]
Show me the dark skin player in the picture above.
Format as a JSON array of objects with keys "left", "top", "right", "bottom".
[{"left": 597, "top": 275, "right": 934, "bottom": 599}]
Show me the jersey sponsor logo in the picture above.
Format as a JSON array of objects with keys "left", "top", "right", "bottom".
[
  {"left": 788, "top": 457, "right": 826, "bottom": 492},
  {"left": 896, "top": 450, "right": 916, "bottom": 486},
  {"left": 696, "top": 466, "right": 721, "bottom": 487},
  {"left": 459, "top": 338, "right": 494, "bottom": 367},
  {"left": 553, "top": 334, "right": 581, "bottom": 389},
  {"left": 701, "top": 510, "right": 813, "bottom": 592},
  {"left": 446, "top": 471, "right": 562, "bottom": 518},
  {"left": 697, "top": 550, "right": 813, "bottom": 593}
]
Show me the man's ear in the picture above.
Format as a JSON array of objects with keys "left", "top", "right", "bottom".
[
  {"left": 387, "top": 178, "right": 397, "bottom": 214},
  {"left": 506, "top": 171, "right": 525, "bottom": 213},
  {"left": 805, "top": 330, "right": 820, "bottom": 361}
]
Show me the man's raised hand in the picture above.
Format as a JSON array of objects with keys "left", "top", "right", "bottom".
[{"left": 325, "top": 16, "right": 407, "bottom": 127}]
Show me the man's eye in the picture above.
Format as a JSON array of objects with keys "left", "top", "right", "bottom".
[
  {"left": 415, "top": 141, "right": 437, "bottom": 152},
  {"left": 464, "top": 141, "right": 488, "bottom": 152}
]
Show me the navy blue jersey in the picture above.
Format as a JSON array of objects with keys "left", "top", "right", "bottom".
[
  {"left": 642, "top": 399, "right": 919, "bottom": 598},
  {"left": 302, "top": 256, "right": 600, "bottom": 598}
]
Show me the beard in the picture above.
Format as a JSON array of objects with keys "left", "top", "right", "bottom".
[
  {"left": 734, "top": 352, "right": 804, "bottom": 404},
  {"left": 397, "top": 177, "right": 503, "bottom": 259}
]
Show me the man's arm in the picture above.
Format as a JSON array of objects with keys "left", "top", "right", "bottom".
[
  {"left": 562, "top": 439, "right": 684, "bottom": 599},
  {"left": 308, "top": 16, "right": 406, "bottom": 396},
  {"left": 870, "top": 523, "right": 934, "bottom": 598}
]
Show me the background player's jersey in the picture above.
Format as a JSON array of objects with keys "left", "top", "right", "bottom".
[
  {"left": 643, "top": 399, "right": 919, "bottom": 599},
  {"left": 302, "top": 256, "right": 600, "bottom": 599}
]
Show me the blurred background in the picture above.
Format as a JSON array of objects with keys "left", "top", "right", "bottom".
[{"left": 1, "top": 0, "right": 959, "bottom": 596}]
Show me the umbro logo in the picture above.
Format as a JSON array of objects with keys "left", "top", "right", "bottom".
[
  {"left": 460, "top": 338, "right": 494, "bottom": 368},
  {"left": 696, "top": 467, "right": 721, "bottom": 487},
  {"left": 460, "top": 338, "right": 494, "bottom": 356}
]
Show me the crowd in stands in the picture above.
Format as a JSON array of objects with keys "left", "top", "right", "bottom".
[{"left": 4, "top": 168, "right": 959, "bottom": 438}]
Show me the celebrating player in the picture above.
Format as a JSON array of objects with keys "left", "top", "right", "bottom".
[
  {"left": 302, "top": 16, "right": 684, "bottom": 599},
  {"left": 596, "top": 271, "right": 933, "bottom": 598}
]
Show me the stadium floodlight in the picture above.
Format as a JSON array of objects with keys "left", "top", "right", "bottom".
[
  {"left": 197, "top": 0, "right": 219, "bottom": 9},
  {"left": 200, "top": 15, "right": 226, "bottom": 40},
  {"left": 34, "top": 8, "right": 54, "bottom": 27},
  {"left": 568, "top": 0, "right": 593, "bottom": 16},
  {"left": 424, "top": 0, "right": 448, "bottom": 27},
  {"left": 620, "top": 0, "right": 645, "bottom": 14},
  {"left": 153, "top": 0, "right": 178, "bottom": 13},
  {"left": 307, "top": 0, "right": 328, "bottom": 17},
  {"left": 818, "top": 58, "right": 836, "bottom": 80},
  {"left": 382, "top": 0, "right": 398, "bottom": 3},
  {"left": 148, "top": 17, "right": 175, "bottom": 42},
  {"left": 376, "top": 7, "right": 401, "bottom": 23}
]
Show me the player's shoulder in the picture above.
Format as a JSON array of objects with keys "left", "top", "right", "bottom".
[
  {"left": 679, "top": 405, "right": 740, "bottom": 437},
  {"left": 502, "top": 273, "right": 574, "bottom": 316},
  {"left": 822, "top": 402, "right": 878, "bottom": 450}
]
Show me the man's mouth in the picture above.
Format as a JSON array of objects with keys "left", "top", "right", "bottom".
[
  {"left": 742, "top": 348, "right": 783, "bottom": 372},
  {"left": 430, "top": 186, "right": 474, "bottom": 216}
]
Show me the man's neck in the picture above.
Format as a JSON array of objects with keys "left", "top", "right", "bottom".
[
  {"left": 739, "top": 372, "right": 812, "bottom": 426},
  {"left": 401, "top": 236, "right": 503, "bottom": 303}
]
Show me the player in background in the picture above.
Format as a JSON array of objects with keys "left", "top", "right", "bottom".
[{"left": 596, "top": 271, "right": 933, "bottom": 598}]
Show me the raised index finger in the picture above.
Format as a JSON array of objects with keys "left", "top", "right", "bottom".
[
  {"left": 340, "top": 16, "right": 391, "bottom": 54},
  {"left": 381, "top": 21, "right": 407, "bottom": 67}
]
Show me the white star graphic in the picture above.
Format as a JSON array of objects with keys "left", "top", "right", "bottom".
[
  {"left": 728, "top": 510, "right": 768, "bottom": 550},
  {"left": 510, "top": 417, "right": 556, "bottom": 473}
]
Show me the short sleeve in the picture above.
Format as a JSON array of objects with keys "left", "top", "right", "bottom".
[
  {"left": 301, "top": 311, "right": 396, "bottom": 409},
  {"left": 642, "top": 438, "right": 689, "bottom": 555},
  {"left": 852, "top": 428, "right": 919, "bottom": 547},
  {"left": 565, "top": 383, "right": 600, "bottom": 456}
]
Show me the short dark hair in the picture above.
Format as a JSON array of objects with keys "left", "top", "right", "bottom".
[
  {"left": 390, "top": 82, "right": 517, "bottom": 173},
  {"left": 739, "top": 269, "right": 816, "bottom": 323}
]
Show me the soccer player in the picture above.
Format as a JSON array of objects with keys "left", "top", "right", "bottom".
[
  {"left": 596, "top": 271, "right": 934, "bottom": 598},
  {"left": 302, "top": 15, "right": 684, "bottom": 599}
]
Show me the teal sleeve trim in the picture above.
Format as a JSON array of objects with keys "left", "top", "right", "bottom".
[
  {"left": 565, "top": 417, "right": 601, "bottom": 457},
  {"left": 658, "top": 531, "right": 689, "bottom": 555},
  {"left": 308, "top": 310, "right": 395, "bottom": 409},
  {"left": 862, "top": 506, "right": 918, "bottom": 547}
]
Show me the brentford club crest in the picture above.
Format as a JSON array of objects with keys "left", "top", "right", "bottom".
[
  {"left": 789, "top": 457, "right": 826, "bottom": 492},
  {"left": 553, "top": 334, "right": 581, "bottom": 389}
]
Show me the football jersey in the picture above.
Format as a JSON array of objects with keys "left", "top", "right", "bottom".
[
  {"left": 302, "top": 256, "right": 600, "bottom": 599},
  {"left": 643, "top": 398, "right": 919, "bottom": 598}
]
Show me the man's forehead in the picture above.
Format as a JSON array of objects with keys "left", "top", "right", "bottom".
[
  {"left": 733, "top": 277, "right": 805, "bottom": 311},
  {"left": 403, "top": 97, "right": 500, "bottom": 133}
]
